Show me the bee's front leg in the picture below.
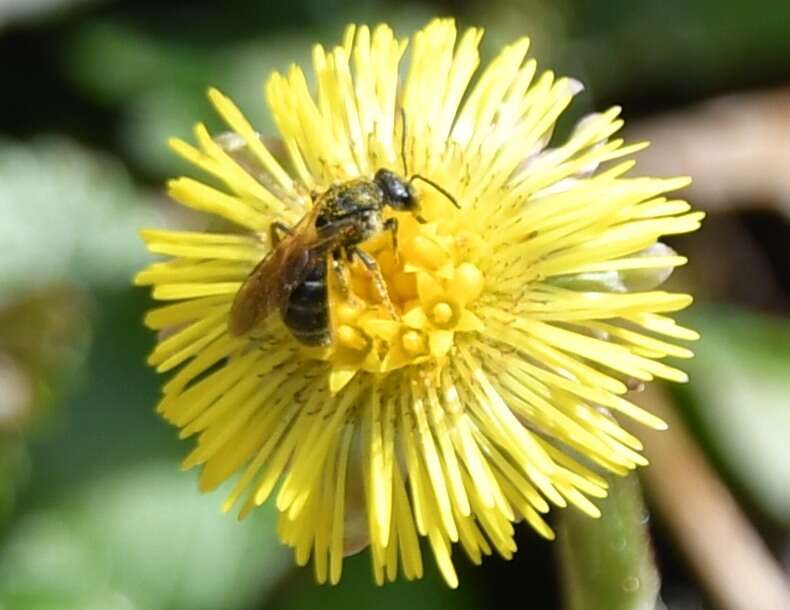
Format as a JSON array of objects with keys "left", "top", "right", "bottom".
[
  {"left": 350, "top": 247, "right": 397, "bottom": 319},
  {"left": 384, "top": 218, "right": 399, "bottom": 263}
]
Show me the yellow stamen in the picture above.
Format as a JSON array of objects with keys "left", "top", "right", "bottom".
[
  {"left": 454, "top": 263, "right": 485, "bottom": 303},
  {"left": 402, "top": 330, "right": 428, "bottom": 355},
  {"left": 337, "top": 325, "right": 368, "bottom": 351},
  {"left": 431, "top": 302, "right": 454, "bottom": 325},
  {"left": 335, "top": 302, "right": 361, "bottom": 324}
]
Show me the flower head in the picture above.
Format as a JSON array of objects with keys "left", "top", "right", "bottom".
[{"left": 135, "top": 19, "right": 702, "bottom": 587}]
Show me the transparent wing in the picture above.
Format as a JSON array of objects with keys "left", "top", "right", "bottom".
[{"left": 228, "top": 238, "right": 310, "bottom": 336}]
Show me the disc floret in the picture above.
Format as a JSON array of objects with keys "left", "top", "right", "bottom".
[{"left": 324, "top": 209, "right": 488, "bottom": 390}]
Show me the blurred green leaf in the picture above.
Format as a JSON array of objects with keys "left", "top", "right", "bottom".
[
  {"left": 557, "top": 473, "right": 660, "bottom": 610},
  {"left": 0, "top": 437, "right": 28, "bottom": 526},
  {"left": 678, "top": 306, "right": 790, "bottom": 524},
  {"left": 0, "top": 288, "right": 293, "bottom": 609},
  {"left": 0, "top": 138, "right": 163, "bottom": 302},
  {"left": 0, "top": 285, "right": 92, "bottom": 427},
  {"left": 0, "top": 0, "right": 99, "bottom": 29},
  {"left": 117, "top": 33, "right": 316, "bottom": 179},
  {"left": 66, "top": 22, "right": 218, "bottom": 105},
  {"left": 0, "top": 462, "right": 290, "bottom": 610},
  {"left": 65, "top": 9, "right": 435, "bottom": 179},
  {"left": 66, "top": 22, "right": 316, "bottom": 178},
  {"left": 22, "top": 288, "right": 174, "bottom": 495},
  {"left": 0, "top": 286, "right": 92, "bottom": 524},
  {"left": 559, "top": 0, "right": 790, "bottom": 102}
]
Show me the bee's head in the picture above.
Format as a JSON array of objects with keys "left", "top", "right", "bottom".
[{"left": 374, "top": 169, "right": 419, "bottom": 212}]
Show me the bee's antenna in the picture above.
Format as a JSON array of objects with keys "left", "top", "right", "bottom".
[
  {"left": 408, "top": 174, "right": 461, "bottom": 209},
  {"left": 400, "top": 108, "right": 460, "bottom": 210},
  {"left": 400, "top": 108, "right": 409, "bottom": 177}
]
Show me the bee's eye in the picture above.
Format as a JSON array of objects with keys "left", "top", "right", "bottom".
[{"left": 375, "top": 169, "right": 418, "bottom": 211}]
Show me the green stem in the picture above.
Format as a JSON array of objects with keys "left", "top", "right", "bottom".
[{"left": 557, "top": 472, "right": 660, "bottom": 610}]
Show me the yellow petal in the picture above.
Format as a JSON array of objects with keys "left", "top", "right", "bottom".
[
  {"left": 330, "top": 366, "right": 358, "bottom": 394},
  {"left": 381, "top": 347, "right": 412, "bottom": 372},
  {"left": 455, "top": 309, "right": 484, "bottom": 332},
  {"left": 436, "top": 262, "right": 455, "bottom": 280},
  {"left": 429, "top": 330, "right": 455, "bottom": 358},
  {"left": 362, "top": 319, "right": 402, "bottom": 341},
  {"left": 402, "top": 306, "right": 429, "bottom": 329},
  {"left": 416, "top": 271, "right": 444, "bottom": 305}
]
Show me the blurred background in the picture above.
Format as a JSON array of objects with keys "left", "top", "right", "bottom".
[{"left": 1, "top": 1, "right": 789, "bottom": 609}]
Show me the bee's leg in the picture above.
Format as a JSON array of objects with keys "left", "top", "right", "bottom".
[
  {"left": 331, "top": 249, "right": 351, "bottom": 300},
  {"left": 384, "top": 218, "right": 399, "bottom": 262},
  {"left": 269, "top": 221, "right": 293, "bottom": 246},
  {"left": 351, "top": 247, "right": 397, "bottom": 318}
]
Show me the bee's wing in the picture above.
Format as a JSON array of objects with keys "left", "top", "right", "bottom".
[
  {"left": 229, "top": 201, "right": 327, "bottom": 337},
  {"left": 228, "top": 236, "right": 311, "bottom": 337}
]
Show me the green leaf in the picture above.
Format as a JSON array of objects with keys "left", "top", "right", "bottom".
[
  {"left": 117, "top": 34, "right": 315, "bottom": 178},
  {"left": 678, "top": 306, "right": 790, "bottom": 524},
  {"left": 65, "top": 22, "right": 315, "bottom": 178},
  {"left": 0, "top": 288, "right": 289, "bottom": 609},
  {"left": 0, "top": 462, "right": 290, "bottom": 610},
  {"left": 0, "top": 437, "right": 28, "bottom": 525},
  {"left": 0, "top": 138, "right": 162, "bottom": 301},
  {"left": 66, "top": 22, "right": 218, "bottom": 104},
  {"left": 64, "top": 12, "right": 436, "bottom": 179},
  {"left": 557, "top": 473, "right": 660, "bottom": 610}
]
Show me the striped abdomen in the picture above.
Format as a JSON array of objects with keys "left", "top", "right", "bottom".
[{"left": 281, "top": 258, "right": 331, "bottom": 346}]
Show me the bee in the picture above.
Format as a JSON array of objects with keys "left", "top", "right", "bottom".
[{"left": 228, "top": 168, "right": 458, "bottom": 346}]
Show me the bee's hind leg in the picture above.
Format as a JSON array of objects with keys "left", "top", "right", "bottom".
[{"left": 350, "top": 247, "right": 397, "bottom": 318}]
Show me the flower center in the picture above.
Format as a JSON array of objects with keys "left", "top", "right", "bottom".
[
  {"left": 316, "top": 205, "right": 485, "bottom": 390},
  {"left": 429, "top": 302, "right": 455, "bottom": 326}
]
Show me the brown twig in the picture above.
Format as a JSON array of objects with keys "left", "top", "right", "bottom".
[
  {"left": 636, "top": 384, "right": 790, "bottom": 610},
  {"left": 626, "top": 88, "right": 790, "bottom": 218}
]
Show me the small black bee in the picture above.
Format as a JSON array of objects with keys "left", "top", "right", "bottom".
[{"left": 228, "top": 168, "right": 458, "bottom": 346}]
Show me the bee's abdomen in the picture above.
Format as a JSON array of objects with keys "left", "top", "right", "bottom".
[{"left": 281, "top": 261, "right": 331, "bottom": 346}]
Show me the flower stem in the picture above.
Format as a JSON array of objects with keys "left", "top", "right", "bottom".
[{"left": 557, "top": 472, "right": 660, "bottom": 610}]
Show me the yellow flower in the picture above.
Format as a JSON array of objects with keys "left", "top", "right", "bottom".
[{"left": 135, "top": 19, "right": 703, "bottom": 587}]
